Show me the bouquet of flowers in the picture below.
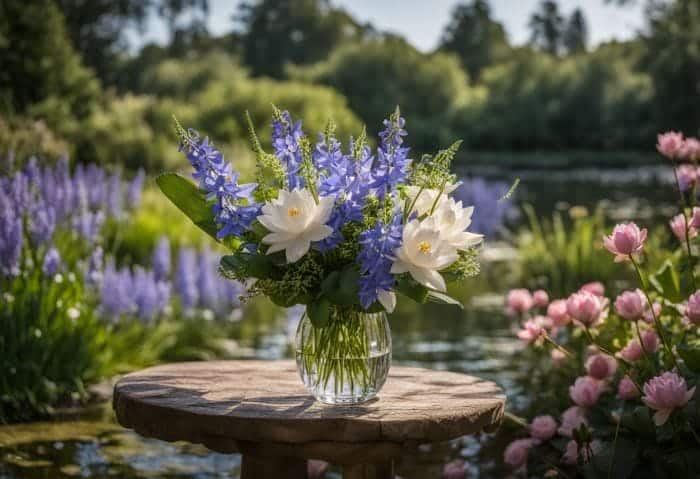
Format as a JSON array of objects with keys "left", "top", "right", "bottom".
[{"left": 158, "top": 106, "right": 483, "bottom": 403}]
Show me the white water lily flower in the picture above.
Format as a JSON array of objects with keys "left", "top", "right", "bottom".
[
  {"left": 428, "top": 198, "right": 484, "bottom": 250},
  {"left": 377, "top": 290, "right": 396, "bottom": 313},
  {"left": 390, "top": 219, "right": 459, "bottom": 292},
  {"left": 259, "top": 188, "right": 334, "bottom": 263},
  {"left": 405, "top": 182, "right": 460, "bottom": 216}
]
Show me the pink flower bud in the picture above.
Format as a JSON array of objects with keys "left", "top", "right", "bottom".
[
  {"left": 506, "top": 288, "right": 534, "bottom": 315},
  {"left": 670, "top": 213, "right": 697, "bottom": 241},
  {"left": 642, "top": 329, "right": 660, "bottom": 352},
  {"left": 566, "top": 291, "right": 605, "bottom": 327},
  {"left": 691, "top": 207, "right": 700, "bottom": 230},
  {"left": 642, "top": 371, "right": 696, "bottom": 426},
  {"left": 562, "top": 439, "right": 601, "bottom": 465},
  {"left": 617, "top": 376, "right": 639, "bottom": 400},
  {"left": 603, "top": 223, "right": 647, "bottom": 262},
  {"left": 580, "top": 282, "right": 605, "bottom": 296},
  {"left": 533, "top": 289, "right": 549, "bottom": 307},
  {"left": 547, "top": 299, "right": 570, "bottom": 326},
  {"left": 569, "top": 376, "right": 603, "bottom": 407},
  {"left": 517, "top": 318, "right": 544, "bottom": 344},
  {"left": 551, "top": 348, "right": 567, "bottom": 366},
  {"left": 503, "top": 438, "right": 538, "bottom": 468},
  {"left": 614, "top": 289, "right": 645, "bottom": 321},
  {"left": 643, "top": 302, "right": 661, "bottom": 324},
  {"left": 657, "top": 131, "right": 685, "bottom": 159},
  {"left": 558, "top": 406, "right": 587, "bottom": 437},
  {"left": 442, "top": 459, "right": 467, "bottom": 479},
  {"left": 685, "top": 291, "right": 700, "bottom": 325},
  {"left": 618, "top": 339, "right": 643, "bottom": 362},
  {"left": 530, "top": 415, "right": 558, "bottom": 441},
  {"left": 585, "top": 354, "right": 617, "bottom": 380},
  {"left": 681, "top": 137, "right": 700, "bottom": 161}
]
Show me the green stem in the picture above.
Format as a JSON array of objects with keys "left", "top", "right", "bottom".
[
  {"left": 634, "top": 320, "right": 657, "bottom": 373},
  {"left": 629, "top": 256, "right": 679, "bottom": 369},
  {"left": 543, "top": 333, "right": 574, "bottom": 357},
  {"left": 608, "top": 403, "right": 624, "bottom": 479}
]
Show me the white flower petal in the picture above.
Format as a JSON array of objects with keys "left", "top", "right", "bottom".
[
  {"left": 262, "top": 232, "right": 295, "bottom": 244},
  {"left": 258, "top": 214, "right": 286, "bottom": 233},
  {"left": 264, "top": 241, "right": 288, "bottom": 254},
  {"left": 410, "top": 267, "right": 447, "bottom": 292},
  {"left": 455, "top": 232, "right": 484, "bottom": 249},
  {"left": 377, "top": 290, "right": 396, "bottom": 313},
  {"left": 286, "top": 240, "right": 311, "bottom": 263},
  {"left": 307, "top": 224, "right": 333, "bottom": 242},
  {"left": 390, "top": 259, "right": 409, "bottom": 274}
]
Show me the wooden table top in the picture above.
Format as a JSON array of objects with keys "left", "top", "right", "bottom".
[{"left": 113, "top": 360, "right": 505, "bottom": 461}]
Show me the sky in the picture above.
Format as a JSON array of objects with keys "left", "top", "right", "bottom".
[{"left": 131, "top": 0, "right": 647, "bottom": 52}]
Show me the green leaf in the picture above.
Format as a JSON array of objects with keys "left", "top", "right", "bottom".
[
  {"left": 306, "top": 298, "right": 331, "bottom": 328},
  {"left": 621, "top": 406, "right": 655, "bottom": 437},
  {"left": 649, "top": 260, "right": 682, "bottom": 303},
  {"left": 426, "top": 291, "right": 464, "bottom": 309},
  {"left": 677, "top": 341, "right": 700, "bottom": 372},
  {"left": 320, "top": 266, "right": 360, "bottom": 306},
  {"left": 220, "top": 253, "right": 273, "bottom": 280},
  {"left": 395, "top": 276, "right": 429, "bottom": 304},
  {"left": 156, "top": 173, "right": 218, "bottom": 241}
]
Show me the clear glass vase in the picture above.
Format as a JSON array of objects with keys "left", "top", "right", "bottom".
[{"left": 295, "top": 308, "right": 391, "bottom": 405}]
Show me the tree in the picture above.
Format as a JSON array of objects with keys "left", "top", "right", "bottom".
[
  {"left": 563, "top": 8, "right": 588, "bottom": 54},
  {"left": 528, "top": 0, "right": 565, "bottom": 55},
  {"left": 643, "top": 0, "right": 700, "bottom": 134},
  {"left": 439, "top": 0, "right": 511, "bottom": 82},
  {"left": 235, "top": 0, "right": 362, "bottom": 78}
]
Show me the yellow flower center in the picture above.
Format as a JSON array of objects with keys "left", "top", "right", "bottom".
[
  {"left": 287, "top": 207, "right": 301, "bottom": 218},
  {"left": 418, "top": 241, "right": 432, "bottom": 254}
]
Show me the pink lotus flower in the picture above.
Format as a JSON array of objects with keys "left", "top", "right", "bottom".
[
  {"left": 681, "top": 137, "right": 700, "bottom": 161},
  {"left": 642, "top": 371, "right": 696, "bottom": 426},
  {"left": 670, "top": 213, "right": 697, "bottom": 241},
  {"left": 506, "top": 289, "right": 534, "bottom": 315},
  {"left": 614, "top": 289, "right": 645, "bottom": 321},
  {"left": 691, "top": 207, "right": 700, "bottom": 230},
  {"left": 517, "top": 318, "right": 545, "bottom": 344},
  {"left": 643, "top": 302, "right": 661, "bottom": 324},
  {"left": 442, "top": 459, "right": 467, "bottom": 479},
  {"left": 569, "top": 376, "right": 603, "bottom": 407},
  {"left": 685, "top": 291, "right": 700, "bottom": 325},
  {"left": 641, "top": 329, "right": 660, "bottom": 352},
  {"left": 617, "top": 376, "right": 640, "bottom": 400},
  {"left": 551, "top": 348, "right": 567, "bottom": 366},
  {"left": 585, "top": 354, "right": 618, "bottom": 380},
  {"left": 566, "top": 291, "right": 605, "bottom": 327},
  {"left": 675, "top": 164, "right": 698, "bottom": 192},
  {"left": 603, "top": 223, "right": 647, "bottom": 262},
  {"left": 618, "top": 330, "right": 659, "bottom": 362},
  {"left": 503, "top": 438, "right": 538, "bottom": 468},
  {"left": 547, "top": 299, "right": 570, "bottom": 326},
  {"left": 657, "top": 131, "right": 685, "bottom": 159},
  {"left": 558, "top": 406, "right": 587, "bottom": 437},
  {"left": 533, "top": 289, "right": 549, "bottom": 307},
  {"left": 530, "top": 415, "right": 557, "bottom": 441},
  {"left": 562, "top": 439, "right": 601, "bottom": 465},
  {"left": 580, "top": 281, "right": 605, "bottom": 297}
]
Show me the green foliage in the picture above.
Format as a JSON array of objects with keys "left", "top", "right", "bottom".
[
  {"left": 155, "top": 172, "right": 220, "bottom": 241},
  {"left": 411, "top": 140, "right": 462, "bottom": 190},
  {"left": 515, "top": 204, "right": 625, "bottom": 296}
]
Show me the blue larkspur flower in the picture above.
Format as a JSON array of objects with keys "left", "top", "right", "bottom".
[
  {"left": 42, "top": 247, "right": 62, "bottom": 276},
  {"left": 179, "top": 130, "right": 260, "bottom": 240},
  {"left": 370, "top": 114, "right": 411, "bottom": 198},
  {"left": 357, "top": 211, "right": 403, "bottom": 309},
  {"left": 152, "top": 236, "right": 171, "bottom": 281},
  {"left": 272, "top": 111, "right": 305, "bottom": 190},
  {"left": 174, "top": 247, "right": 199, "bottom": 311}
]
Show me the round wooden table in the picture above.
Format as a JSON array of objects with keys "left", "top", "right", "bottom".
[{"left": 113, "top": 360, "right": 505, "bottom": 479}]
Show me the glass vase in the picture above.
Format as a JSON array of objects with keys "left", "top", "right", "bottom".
[{"left": 295, "top": 308, "right": 391, "bottom": 405}]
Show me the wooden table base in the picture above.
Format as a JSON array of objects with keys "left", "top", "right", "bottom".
[{"left": 240, "top": 454, "right": 308, "bottom": 479}]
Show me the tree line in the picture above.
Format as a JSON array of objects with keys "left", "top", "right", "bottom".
[{"left": 0, "top": 0, "right": 698, "bottom": 168}]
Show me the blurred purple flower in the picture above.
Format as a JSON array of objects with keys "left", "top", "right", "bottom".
[
  {"left": 106, "top": 172, "right": 123, "bottom": 218},
  {"left": 42, "top": 247, "right": 62, "bottom": 276},
  {"left": 132, "top": 267, "right": 170, "bottom": 322},
  {"left": 72, "top": 209, "right": 104, "bottom": 244},
  {"left": 127, "top": 168, "right": 145, "bottom": 209},
  {"left": 0, "top": 190, "right": 22, "bottom": 277},
  {"left": 452, "top": 178, "right": 513, "bottom": 237},
  {"left": 86, "top": 246, "right": 104, "bottom": 286},
  {"left": 174, "top": 248, "right": 199, "bottom": 311},
  {"left": 29, "top": 201, "right": 56, "bottom": 245},
  {"left": 100, "top": 261, "right": 135, "bottom": 318},
  {"left": 152, "top": 236, "right": 171, "bottom": 281}
]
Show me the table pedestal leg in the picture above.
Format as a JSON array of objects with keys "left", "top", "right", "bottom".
[
  {"left": 343, "top": 461, "right": 394, "bottom": 479},
  {"left": 240, "top": 454, "right": 307, "bottom": 479}
]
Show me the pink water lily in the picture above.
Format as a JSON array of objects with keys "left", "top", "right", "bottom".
[
  {"left": 642, "top": 371, "right": 696, "bottom": 426},
  {"left": 569, "top": 376, "right": 603, "bottom": 407},
  {"left": 503, "top": 438, "right": 538, "bottom": 468},
  {"left": 617, "top": 376, "right": 640, "bottom": 400},
  {"left": 614, "top": 289, "right": 645, "bottom": 321},
  {"left": 530, "top": 415, "right": 557, "bottom": 441},
  {"left": 657, "top": 131, "right": 684, "bottom": 159},
  {"left": 566, "top": 291, "right": 606, "bottom": 327},
  {"left": 603, "top": 222, "right": 647, "bottom": 262},
  {"left": 506, "top": 288, "right": 534, "bottom": 315},
  {"left": 558, "top": 406, "right": 587, "bottom": 437},
  {"left": 585, "top": 354, "right": 617, "bottom": 380},
  {"left": 684, "top": 291, "right": 700, "bottom": 325},
  {"left": 669, "top": 213, "right": 696, "bottom": 241}
]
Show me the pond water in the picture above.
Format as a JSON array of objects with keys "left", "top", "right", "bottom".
[{"left": 0, "top": 165, "right": 681, "bottom": 479}]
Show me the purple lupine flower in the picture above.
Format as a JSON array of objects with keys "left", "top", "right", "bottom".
[
  {"left": 271, "top": 111, "right": 305, "bottom": 190},
  {"left": 72, "top": 209, "right": 104, "bottom": 244},
  {"left": 106, "top": 172, "right": 123, "bottom": 218},
  {"left": 174, "top": 247, "right": 199, "bottom": 311},
  {"left": 152, "top": 236, "right": 171, "bottom": 281},
  {"left": 132, "top": 267, "right": 170, "bottom": 322},
  {"left": 100, "top": 261, "right": 135, "bottom": 318},
  {"left": 42, "top": 247, "right": 62, "bottom": 276},
  {"left": 85, "top": 164, "right": 106, "bottom": 208},
  {"left": 127, "top": 168, "right": 145, "bottom": 209},
  {"left": 71, "top": 164, "right": 89, "bottom": 211},
  {"left": 370, "top": 113, "right": 410, "bottom": 198},
  {"left": 29, "top": 201, "right": 56, "bottom": 246},
  {"left": 198, "top": 248, "right": 220, "bottom": 311},
  {"left": 0, "top": 190, "right": 22, "bottom": 277},
  {"left": 357, "top": 210, "right": 403, "bottom": 309},
  {"left": 86, "top": 246, "right": 104, "bottom": 286},
  {"left": 452, "top": 178, "right": 514, "bottom": 237}
]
